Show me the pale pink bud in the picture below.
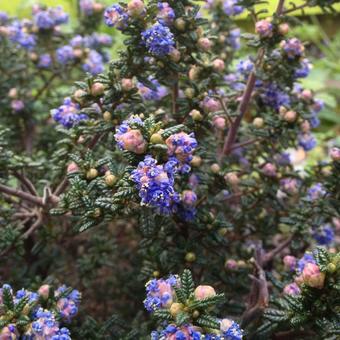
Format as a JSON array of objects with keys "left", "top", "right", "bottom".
[
  {"left": 283, "top": 110, "right": 297, "bottom": 123},
  {"left": 220, "top": 319, "right": 234, "bottom": 332},
  {"left": 300, "top": 89, "right": 313, "bottom": 101},
  {"left": 283, "top": 282, "right": 301, "bottom": 295},
  {"left": 302, "top": 263, "right": 325, "bottom": 289},
  {"left": 330, "top": 147, "right": 340, "bottom": 161},
  {"left": 212, "top": 59, "right": 225, "bottom": 72},
  {"left": 255, "top": 19, "right": 273, "bottom": 38},
  {"left": 93, "top": 2, "right": 104, "bottom": 13},
  {"left": 225, "top": 259, "right": 238, "bottom": 270},
  {"left": 38, "top": 284, "right": 50, "bottom": 299},
  {"left": 198, "top": 37, "right": 213, "bottom": 51},
  {"left": 117, "top": 130, "right": 147, "bottom": 154},
  {"left": 188, "top": 65, "right": 201, "bottom": 80},
  {"left": 73, "top": 48, "right": 83, "bottom": 58},
  {"left": 169, "top": 48, "right": 181, "bottom": 62},
  {"left": 224, "top": 172, "right": 239, "bottom": 186},
  {"left": 283, "top": 255, "right": 296, "bottom": 271},
  {"left": 202, "top": 98, "right": 221, "bottom": 113},
  {"left": 67, "top": 162, "right": 79, "bottom": 173},
  {"left": 278, "top": 23, "right": 290, "bottom": 35},
  {"left": 212, "top": 116, "right": 226, "bottom": 130},
  {"left": 8, "top": 88, "right": 18, "bottom": 99},
  {"left": 262, "top": 163, "right": 277, "bottom": 177},
  {"left": 300, "top": 120, "right": 311, "bottom": 133},
  {"left": 127, "top": 0, "right": 145, "bottom": 16},
  {"left": 121, "top": 78, "right": 134, "bottom": 91},
  {"left": 194, "top": 285, "right": 216, "bottom": 300},
  {"left": 182, "top": 190, "right": 197, "bottom": 206}
]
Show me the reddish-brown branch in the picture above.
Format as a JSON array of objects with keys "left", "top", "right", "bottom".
[
  {"left": 263, "top": 236, "right": 293, "bottom": 266},
  {"left": 0, "top": 183, "right": 44, "bottom": 206},
  {"left": 282, "top": 2, "right": 308, "bottom": 15},
  {"left": 12, "top": 170, "right": 38, "bottom": 196}
]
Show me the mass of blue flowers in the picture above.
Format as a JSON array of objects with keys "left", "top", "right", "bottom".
[
  {"left": 51, "top": 97, "right": 89, "bottom": 128},
  {"left": 141, "top": 22, "right": 175, "bottom": 57}
]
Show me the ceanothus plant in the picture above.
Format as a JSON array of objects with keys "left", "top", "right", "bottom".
[{"left": 0, "top": 0, "right": 339, "bottom": 339}]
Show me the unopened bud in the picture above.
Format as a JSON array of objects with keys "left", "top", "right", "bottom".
[
  {"left": 103, "top": 111, "right": 112, "bottom": 122},
  {"left": 194, "top": 285, "right": 216, "bottom": 300},
  {"left": 253, "top": 117, "right": 264, "bottom": 128},
  {"left": 190, "top": 109, "right": 203, "bottom": 121},
  {"left": 210, "top": 163, "right": 220, "bottom": 174},
  {"left": 150, "top": 133, "right": 164, "bottom": 144},
  {"left": 86, "top": 168, "right": 98, "bottom": 180},
  {"left": 185, "top": 252, "right": 196, "bottom": 262},
  {"left": 91, "top": 83, "right": 105, "bottom": 96},
  {"left": 198, "top": 37, "right": 213, "bottom": 51}
]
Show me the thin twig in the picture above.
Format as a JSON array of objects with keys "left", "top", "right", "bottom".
[
  {"left": 263, "top": 236, "right": 293, "bottom": 266},
  {"left": 0, "top": 183, "right": 44, "bottom": 206},
  {"left": 22, "top": 213, "right": 43, "bottom": 239},
  {"left": 33, "top": 73, "right": 58, "bottom": 101},
  {"left": 282, "top": 2, "right": 308, "bottom": 15},
  {"left": 12, "top": 170, "right": 38, "bottom": 196},
  {"left": 228, "top": 138, "right": 260, "bottom": 152}
]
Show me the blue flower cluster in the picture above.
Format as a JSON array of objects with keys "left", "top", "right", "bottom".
[
  {"left": 157, "top": 2, "right": 175, "bottom": 25},
  {"left": 151, "top": 324, "right": 202, "bottom": 340},
  {"left": 260, "top": 83, "right": 291, "bottom": 110},
  {"left": 165, "top": 132, "right": 198, "bottom": 174},
  {"left": 55, "top": 285, "right": 82, "bottom": 322},
  {"left": 56, "top": 45, "right": 75, "bottom": 65},
  {"left": 32, "top": 6, "right": 69, "bottom": 30},
  {"left": 144, "top": 275, "right": 178, "bottom": 312},
  {"left": 307, "top": 183, "right": 326, "bottom": 201},
  {"left": 38, "top": 53, "right": 52, "bottom": 68},
  {"left": 8, "top": 21, "right": 36, "bottom": 50},
  {"left": 137, "top": 78, "right": 168, "bottom": 101},
  {"left": 295, "top": 58, "right": 312, "bottom": 79},
  {"left": 131, "top": 155, "right": 180, "bottom": 214},
  {"left": 312, "top": 224, "right": 334, "bottom": 246},
  {"left": 104, "top": 4, "right": 128, "bottom": 30},
  {"left": 51, "top": 97, "right": 88, "bottom": 128},
  {"left": 223, "top": 0, "right": 244, "bottom": 16},
  {"left": 83, "top": 50, "right": 104, "bottom": 75},
  {"left": 0, "top": 283, "right": 80, "bottom": 339},
  {"left": 141, "top": 22, "right": 175, "bottom": 57},
  {"left": 296, "top": 253, "right": 316, "bottom": 275},
  {"left": 298, "top": 133, "right": 317, "bottom": 151},
  {"left": 29, "top": 308, "right": 71, "bottom": 340}
]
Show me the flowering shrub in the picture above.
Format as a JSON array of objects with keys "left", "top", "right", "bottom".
[{"left": 0, "top": 0, "right": 339, "bottom": 339}]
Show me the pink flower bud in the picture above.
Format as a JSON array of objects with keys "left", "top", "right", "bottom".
[
  {"left": 116, "top": 129, "right": 147, "bottom": 154},
  {"left": 212, "top": 116, "right": 226, "bottom": 130},
  {"left": 225, "top": 259, "right": 238, "bottom": 270},
  {"left": 93, "top": 2, "right": 104, "bottom": 12},
  {"left": 224, "top": 172, "right": 239, "bottom": 186},
  {"left": 300, "top": 89, "right": 313, "bottom": 101},
  {"left": 283, "top": 255, "right": 296, "bottom": 271},
  {"left": 38, "top": 284, "right": 50, "bottom": 299},
  {"left": 182, "top": 190, "right": 197, "bottom": 206},
  {"left": 202, "top": 98, "right": 221, "bottom": 113},
  {"left": 212, "top": 59, "right": 225, "bottom": 72},
  {"left": 194, "top": 285, "right": 216, "bottom": 300},
  {"left": 262, "top": 163, "right": 277, "bottom": 177},
  {"left": 220, "top": 319, "right": 234, "bottom": 332},
  {"left": 127, "top": 0, "right": 145, "bottom": 16},
  {"left": 302, "top": 263, "right": 325, "bottom": 289},
  {"left": 300, "top": 120, "right": 311, "bottom": 133},
  {"left": 73, "top": 48, "right": 83, "bottom": 59},
  {"left": 283, "top": 110, "right": 297, "bottom": 123},
  {"left": 67, "top": 162, "right": 79, "bottom": 173},
  {"left": 169, "top": 48, "right": 181, "bottom": 62},
  {"left": 121, "top": 78, "right": 134, "bottom": 91},
  {"left": 283, "top": 282, "right": 301, "bottom": 295},
  {"left": 198, "top": 37, "right": 213, "bottom": 51},
  {"left": 255, "top": 19, "right": 273, "bottom": 38},
  {"left": 330, "top": 147, "right": 340, "bottom": 161},
  {"left": 8, "top": 88, "right": 18, "bottom": 99},
  {"left": 188, "top": 65, "right": 201, "bottom": 80},
  {"left": 278, "top": 23, "right": 290, "bottom": 35}
]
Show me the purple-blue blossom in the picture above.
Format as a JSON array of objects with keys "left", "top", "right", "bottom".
[
  {"left": 157, "top": 2, "right": 175, "bottom": 25},
  {"left": 298, "top": 133, "right": 317, "bottom": 151},
  {"left": 144, "top": 275, "right": 178, "bottom": 312},
  {"left": 312, "top": 224, "right": 334, "bottom": 245},
  {"left": 104, "top": 4, "right": 128, "bottom": 30},
  {"left": 51, "top": 98, "right": 88, "bottom": 128},
  {"left": 83, "top": 50, "right": 104, "bottom": 75},
  {"left": 137, "top": 78, "right": 168, "bottom": 101},
  {"left": 56, "top": 45, "right": 75, "bottom": 65},
  {"left": 38, "top": 53, "right": 52, "bottom": 68},
  {"left": 131, "top": 155, "right": 181, "bottom": 214},
  {"left": 223, "top": 0, "right": 244, "bottom": 16},
  {"left": 141, "top": 22, "right": 175, "bottom": 57}
]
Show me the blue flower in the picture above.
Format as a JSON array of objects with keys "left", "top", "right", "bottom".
[
  {"left": 220, "top": 319, "right": 243, "bottom": 340},
  {"left": 131, "top": 155, "right": 181, "bottom": 214},
  {"left": 296, "top": 253, "right": 315, "bottom": 274},
  {"left": 307, "top": 183, "right": 326, "bottom": 201},
  {"left": 157, "top": 2, "right": 175, "bottom": 25},
  {"left": 312, "top": 224, "right": 334, "bottom": 246},
  {"left": 56, "top": 45, "right": 75, "bottom": 65},
  {"left": 51, "top": 98, "right": 88, "bottom": 128},
  {"left": 236, "top": 58, "right": 254, "bottom": 77},
  {"left": 137, "top": 78, "right": 167, "bottom": 101},
  {"left": 33, "top": 6, "right": 68, "bottom": 29},
  {"left": 83, "top": 50, "right": 104, "bottom": 75},
  {"left": 295, "top": 58, "right": 312, "bottom": 78},
  {"left": 144, "top": 275, "right": 178, "bottom": 312},
  {"left": 38, "top": 53, "right": 52, "bottom": 68},
  {"left": 298, "top": 133, "right": 317, "bottom": 151},
  {"left": 223, "top": 0, "right": 244, "bottom": 16},
  {"left": 142, "top": 22, "right": 175, "bottom": 57},
  {"left": 8, "top": 21, "right": 36, "bottom": 50},
  {"left": 104, "top": 4, "right": 128, "bottom": 30},
  {"left": 260, "top": 83, "right": 290, "bottom": 110}
]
